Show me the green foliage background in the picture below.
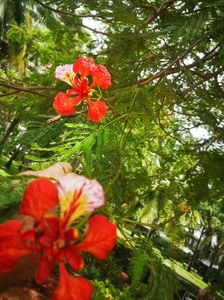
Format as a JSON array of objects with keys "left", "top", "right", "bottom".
[{"left": 0, "top": 0, "right": 224, "bottom": 299}]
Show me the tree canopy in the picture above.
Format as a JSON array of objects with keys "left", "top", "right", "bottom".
[{"left": 0, "top": 0, "right": 224, "bottom": 299}]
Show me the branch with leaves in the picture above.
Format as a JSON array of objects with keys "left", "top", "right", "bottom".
[
  {"left": 0, "top": 81, "right": 53, "bottom": 99},
  {"left": 143, "top": 0, "right": 175, "bottom": 25},
  {"left": 138, "top": 36, "right": 206, "bottom": 86}
]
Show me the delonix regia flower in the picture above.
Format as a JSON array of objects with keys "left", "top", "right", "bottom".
[
  {"left": 53, "top": 58, "right": 111, "bottom": 122},
  {"left": 0, "top": 174, "right": 117, "bottom": 300}
]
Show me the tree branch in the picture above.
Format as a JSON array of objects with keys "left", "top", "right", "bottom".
[
  {"left": 33, "top": 0, "right": 104, "bottom": 18},
  {"left": 138, "top": 36, "right": 206, "bottom": 87},
  {"left": 214, "top": 75, "right": 224, "bottom": 97},
  {"left": 34, "top": 0, "right": 132, "bottom": 39},
  {"left": 4, "top": 145, "right": 23, "bottom": 169},
  {"left": 0, "top": 117, "right": 19, "bottom": 153},
  {"left": 47, "top": 110, "right": 87, "bottom": 124},
  {"left": 139, "top": 43, "right": 220, "bottom": 81},
  {"left": 0, "top": 91, "right": 21, "bottom": 98},
  {"left": 180, "top": 66, "right": 224, "bottom": 96},
  {"left": 157, "top": 97, "right": 184, "bottom": 145},
  {"left": 182, "top": 43, "right": 220, "bottom": 70},
  {"left": 143, "top": 0, "right": 175, "bottom": 25},
  {"left": 0, "top": 81, "right": 53, "bottom": 99}
]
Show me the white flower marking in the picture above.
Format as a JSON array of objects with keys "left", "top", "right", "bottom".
[
  {"left": 57, "top": 174, "right": 105, "bottom": 221},
  {"left": 55, "top": 64, "right": 75, "bottom": 86}
]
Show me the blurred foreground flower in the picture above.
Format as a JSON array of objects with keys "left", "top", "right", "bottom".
[
  {"left": 0, "top": 174, "right": 117, "bottom": 300},
  {"left": 53, "top": 58, "right": 111, "bottom": 122}
]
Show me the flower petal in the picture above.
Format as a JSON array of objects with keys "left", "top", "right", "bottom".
[
  {"left": 20, "top": 178, "right": 58, "bottom": 222},
  {"left": 64, "top": 246, "right": 84, "bottom": 271},
  {"left": 35, "top": 251, "right": 56, "bottom": 283},
  {"left": 0, "top": 221, "right": 31, "bottom": 272},
  {"left": 53, "top": 92, "right": 78, "bottom": 116},
  {"left": 0, "top": 220, "right": 21, "bottom": 238},
  {"left": 65, "top": 228, "right": 79, "bottom": 242},
  {"left": 91, "top": 64, "right": 112, "bottom": 90},
  {"left": 44, "top": 216, "right": 60, "bottom": 239},
  {"left": 37, "top": 217, "right": 60, "bottom": 248},
  {"left": 75, "top": 215, "right": 117, "bottom": 260},
  {"left": 73, "top": 58, "right": 95, "bottom": 77},
  {"left": 55, "top": 64, "right": 75, "bottom": 86},
  {"left": 71, "top": 77, "right": 90, "bottom": 98},
  {"left": 52, "top": 263, "right": 93, "bottom": 300},
  {"left": 66, "top": 90, "right": 83, "bottom": 105},
  {"left": 88, "top": 100, "right": 107, "bottom": 122},
  {"left": 58, "top": 174, "right": 105, "bottom": 228}
]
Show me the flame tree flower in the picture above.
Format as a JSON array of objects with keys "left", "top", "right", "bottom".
[
  {"left": 0, "top": 174, "right": 117, "bottom": 300},
  {"left": 53, "top": 58, "right": 111, "bottom": 122}
]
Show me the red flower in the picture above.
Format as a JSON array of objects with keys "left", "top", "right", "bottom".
[
  {"left": 73, "top": 58, "right": 95, "bottom": 77},
  {"left": 52, "top": 262, "right": 93, "bottom": 300},
  {"left": 0, "top": 174, "right": 117, "bottom": 300},
  {"left": 88, "top": 100, "right": 108, "bottom": 123},
  {"left": 53, "top": 58, "right": 111, "bottom": 122},
  {"left": 91, "top": 65, "right": 112, "bottom": 90},
  {"left": 53, "top": 93, "right": 76, "bottom": 116},
  {"left": 0, "top": 220, "right": 32, "bottom": 272}
]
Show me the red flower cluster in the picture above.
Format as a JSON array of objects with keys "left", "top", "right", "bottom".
[
  {"left": 53, "top": 58, "right": 111, "bottom": 122},
  {"left": 0, "top": 174, "right": 117, "bottom": 300}
]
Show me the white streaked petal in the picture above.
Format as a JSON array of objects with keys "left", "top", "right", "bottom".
[
  {"left": 55, "top": 64, "right": 75, "bottom": 86},
  {"left": 57, "top": 174, "right": 105, "bottom": 226}
]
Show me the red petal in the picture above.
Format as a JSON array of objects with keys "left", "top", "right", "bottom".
[
  {"left": 20, "top": 178, "right": 58, "bottom": 222},
  {"left": 0, "top": 249, "right": 28, "bottom": 273},
  {"left": 66, "top": 90, "right": 83, "bottom": 105},
  {"left": 70, "top": 77, "right": 90, "bottom": 99},
  {"left": 66, "top": 89, "right": 78, "bottom": 96},
  {"left": 88, "top": 100, "right": 108, "bottom": 122},
  {"left": 64, "top": 246, "right": 84, "bottom": 271},
  {"left": 73, "top": 58, "right": 95, "bottom": 77},
  {"left": 35, "top": 252, "right": 56, "bottom": 283},
  {"left": 21, "top": 230, "right": 36, "bottom": 245},
  {"left": 0, "top": 220, "right": 21, "bottom": 238},
  {"left": 75, "top": 215, "right": 117, "bottom": 260},
  {"left": 52, "top": 263, "right": 93, "bottom": 300},
  {"left": 65, "top": 228, "right": 79, "bottom": 242},
  {"left": 0, "top": 221, "right": 31, "bottom": 272},
  {"left": 44, "top": 216, "right": 60, "bottom": 239},
  {"left": 53, "top": 92, "right": 77, "bottom": 116},
  {"left": 91, "top": 65, "right": 111, "bottom": 90}
]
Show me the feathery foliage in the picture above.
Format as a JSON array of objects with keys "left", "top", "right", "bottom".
[{"left": 0, "top": 0, "right": 224, "bottom": 298}]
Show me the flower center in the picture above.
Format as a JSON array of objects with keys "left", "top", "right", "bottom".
[{"left": 53, "top": 238, "right": 66, "bottom": 250}]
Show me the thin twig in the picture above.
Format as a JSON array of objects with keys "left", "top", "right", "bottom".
[
  {"left": 157, "top": 97, "right": 184, "bottom": 145},
  {"left": 34, "top": 0, "right": 115, "bottom": 38},
  {"left": 34, "top": 0, "right": 104, "bottom": 18},
  {"left": 135, "top": 43, "right": 220, "bottom": 85},
  {"left": 0, "top": 81, "right": 53, "bottom": 98},
  {"left": 180, "top": 66, "right": 224, "bottom": 96},
  {"left": 0, "top": 91, "right": 21, "bottom": 97},
  {"left": 46, "top": 115, "right": 63, "bottom": 124},
  {"left": 180, "top": 43, "right": 220, "bottom": 70},
  {"left": 143, "top": 0, "right": 175, "bottom": 25},
  {"left": 214, "top": 75, "right": 224, "bottom": 97},
  {"left": 0, "top": 117, "right": 19, "bottom": 153},
  {"left": 34, "top": 0, "right": 135, "bottom": 39},
  {"left": 138, "top": 36, "right": 206, "bottom": 87},
  {"left": 46, "top": 110, "right": 87, "bottom": 124}
]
